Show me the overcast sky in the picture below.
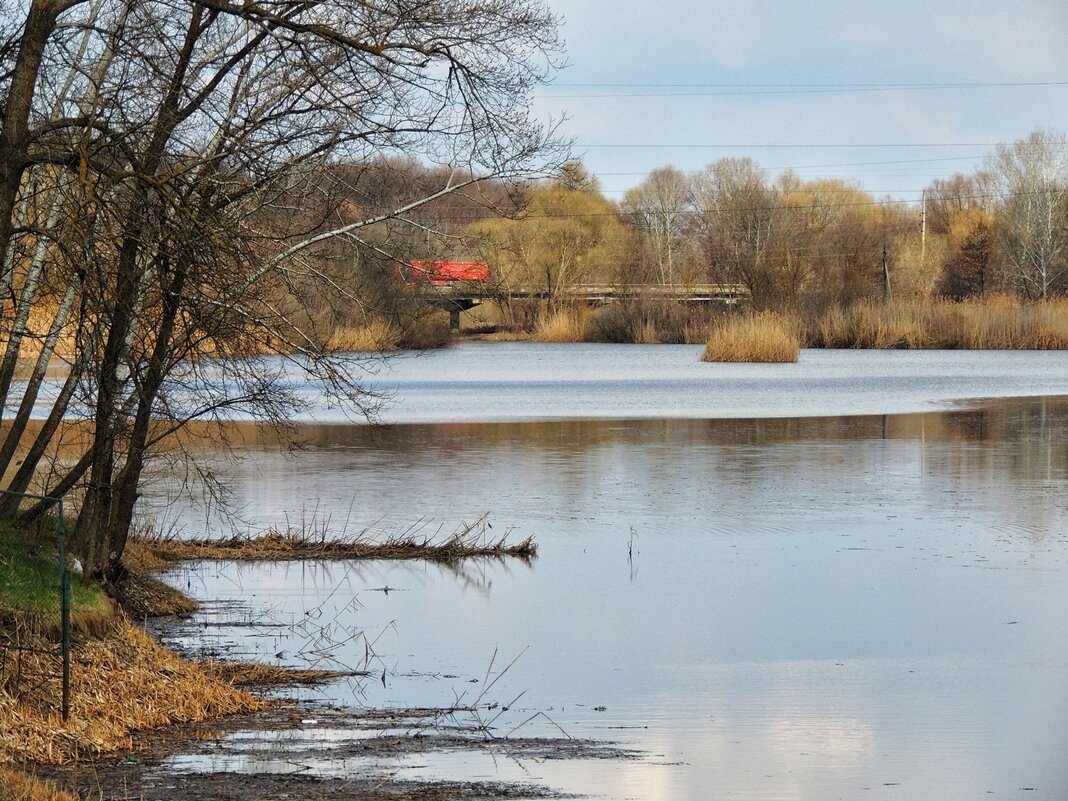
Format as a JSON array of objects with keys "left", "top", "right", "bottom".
[{"left": 532, "top": 0, "right": 1068, "bottom": 201}]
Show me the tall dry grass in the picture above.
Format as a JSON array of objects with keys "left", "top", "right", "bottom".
[
  {"left": 327, "top": 318, "right": 403, "bottom": 352},
  {"left": 0, "top": 619, "right": 263, "bottom": 764},
  {"left": 811, "top": 297, "right": 1068, "bottom": 349},
  {"left": 702, "top": 312, "right": 801, "bottom": 363},
  {"left": 0, "top": 769, "right": 74, "bottom": 801},
  {"left": 133, "top": 513, "right": 536, "bottom": 562},
  {"left": 529, "top": 301, "right": 718, "bottom": 344},
  {"left": 533, "top": 308, "right": 592, "bottom": 342}
]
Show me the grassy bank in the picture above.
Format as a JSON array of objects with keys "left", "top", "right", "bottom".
[
  {"left": 0, "top": 525, "right": 114, "bottom": 637},
  {"left": 472, "top": 296, "right": 1068, "bottom": 353},
  {"left": 701, "top": 297, "right": 1068, "bottom": 362},
  {"left": 0, "top": 520, "right": 263, "bottom": 798},
  {"left": 0, "top": 619, "right": 264, "bottom": 764}
]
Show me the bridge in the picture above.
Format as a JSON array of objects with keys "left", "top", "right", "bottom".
[{"left": 426, "top": 282, "right": 752, "bottom": 327}]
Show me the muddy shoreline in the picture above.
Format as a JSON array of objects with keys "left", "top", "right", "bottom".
[{"left": 31, "top": 699, "right": 637, "bottom": 800}]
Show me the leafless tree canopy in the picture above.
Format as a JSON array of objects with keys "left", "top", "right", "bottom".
[{"left": 0, "top": 0, "right": 565, "bottom": 577}]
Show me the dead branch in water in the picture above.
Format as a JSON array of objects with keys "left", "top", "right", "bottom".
[{"left": 132, "top": 514, "right": 537, "bottom": 564}]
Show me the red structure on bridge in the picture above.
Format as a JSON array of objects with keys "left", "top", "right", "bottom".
[
  {"left": 407, "top": 260, "right": 490, "bottom": 286},
  {"left": 404, "top": 261, "right": 490, "bottom": 328},
  {"left": 401, "top": 260, "right": 749, "bottom": 329}
]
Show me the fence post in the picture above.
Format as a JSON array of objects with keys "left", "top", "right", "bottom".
[
  {"left": 1, "top": 490, "right": 71, "bottom": 721},
  {"left": 57, "top": 502, "right": 70, "bottom": 722}
]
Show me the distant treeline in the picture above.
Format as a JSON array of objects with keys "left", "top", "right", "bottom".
[{"left": 291, "top": 129, "right": 1068, "bottom": 346}]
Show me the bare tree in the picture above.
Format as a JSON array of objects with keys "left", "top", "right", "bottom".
[
  {"left": 621, "top": 166, "right": 691, "bottom": 286},
  {"left": 987, "top": 129, "right": 1068, "bottom": 298},
  {"left": 0, "top": 0, "right": 565, "bottom": 578},
  {"left": 692, "top": 158, "right": 783, "bottom": 308}
]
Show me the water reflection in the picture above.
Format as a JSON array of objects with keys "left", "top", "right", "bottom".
[
  {"left": 142, "top": 396, "right": 1068, "bottom": 541},
  {"left": 151, "top": 396, "right": 1068, "bottom": 800}
]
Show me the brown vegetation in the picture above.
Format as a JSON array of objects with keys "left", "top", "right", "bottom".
[
  {"left": 703, "top": 313, "right": 801, "bottom": 363},
  {"left": 527, "top": 300, "right": 717, "bottom": 345},
  {"left": 0, "top": 619, "right": 262, "bottom": 765},
  {"left": 520, "top": 296, "right": 1068, "bottom": 354},
  {"left": 810, "top": 297, "right": 1068, "bottom": 349},
  {"left": 327, "top": 319, "right": 404, "bottom": 352},
  {"left": 133, "top": 515, "right": 537, "bottom": 563},
  {"left": 0, "top": 769, "right": 75, "bottom": 801},
  {"left": 198, "top": 660, "right": 356, "bottom": 687},
  {"left": 533, "top": 308, "right": 591, "bottom": 342}
]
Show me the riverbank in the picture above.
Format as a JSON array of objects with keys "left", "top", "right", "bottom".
[
  {"left": 459, "top": 296, "right": 1068, "bottom": 351},
  {"left": 1, "top": 518, "right": 561, "bottom": 800},
  {"left": 0, "top": 524, "right": 263, "bottom": 797}
]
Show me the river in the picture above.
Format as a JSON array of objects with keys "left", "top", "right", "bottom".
[{"left": 147, "top": 344, "right": 1068, "bottom": 801}]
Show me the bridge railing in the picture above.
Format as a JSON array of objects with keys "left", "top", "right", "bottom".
[{"left": 428, "top": 282, "right": 751, "bottom": 303}]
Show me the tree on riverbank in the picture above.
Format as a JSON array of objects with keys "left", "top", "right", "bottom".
[
  {"left": 457, "top": 130, "right": 1067, "bottom": 331},
  {"left": 987, "top": 130, "right": 1068, "bottom": 299},
  {"left": 0, "top": 0, "right": 564, "bottom": 579}
]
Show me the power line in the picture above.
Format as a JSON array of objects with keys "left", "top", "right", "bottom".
[
  {"left": 551, "top": 81, "right": 1068, "bottom": 89},
  {"left": 593, "top": 156, "right": 986, "bottom": 176},
  {"left": 539, "top": 81, "right": 1068, "bottom": 99},
  {"left": 580, "top": 142, "right": 1066, "bottom": 149}
]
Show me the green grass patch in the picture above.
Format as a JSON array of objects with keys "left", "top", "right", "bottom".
[{"left": 0, "top": 521, "right": 107, "bottom": 619}]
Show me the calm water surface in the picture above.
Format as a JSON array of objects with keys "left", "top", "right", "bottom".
[
  {"left": 314, "top": 343, "right": 1068, "bottom": 422},
  {"left": 149, "top": 346, "right": 1068, "bottom": 801}
]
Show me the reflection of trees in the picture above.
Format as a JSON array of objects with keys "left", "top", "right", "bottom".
[
  {"left": 191, "top": 555, "right": 528, "bottom": 599},
  {"left": 141, "top": 396, "right": 1068, "bottom": 544}
]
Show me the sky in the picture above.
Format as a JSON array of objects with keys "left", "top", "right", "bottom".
[{"left": 531, "top": 0, "right": 1068, "bottom": 202}]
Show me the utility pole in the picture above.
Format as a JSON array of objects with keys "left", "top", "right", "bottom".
[
  {"left": 920, "top": 189, "right": 927, "bottom": 268},
  {"left": 882, "top": 241, "right": 893, "bottom": 300}
]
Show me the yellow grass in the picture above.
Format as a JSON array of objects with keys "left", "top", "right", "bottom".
[
  {"left": 533, "top": 308, "right": 591, "bottom": 342},
  {"left": 0, "top": 618, "right": 263, "bottom": 765},
  {"left": 327, "top": 318, "right": 403, "bottom": 352},
  {"left": 813, "top": 297, "right": 1068, "bottom": 349},
  {"left": 633, "top": 318, "right": 662, "bottom": 344},
  {"left": 0, "top": 768, "right": 75, "bottom": 801},
  {"left": 703, "top": 312, "right": 801, "bottom": 363}
]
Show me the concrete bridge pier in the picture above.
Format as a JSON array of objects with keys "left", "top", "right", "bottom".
[{"left": 439, "top": 298, "right": 482, "bottom": 330}]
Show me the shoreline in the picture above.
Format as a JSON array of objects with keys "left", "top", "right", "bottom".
[{"left": 2, "top": 528, "right": 590, "bottom": 801}]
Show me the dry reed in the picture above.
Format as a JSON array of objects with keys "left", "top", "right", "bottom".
[
  {"left": 633, "top": 319, "right": 661, "bottom": 344},
  {"left": 327, "top": 319, "right": 403, "bottom": 352},
  {"left": 533, "top": 308, "right": 591, "bottom": 342},
  {"left": 133, "top": 514, "right": 537, "bottom": 563},
  {"left": 0, "top": 768, "right": 75, "bottom": 801},
  {"left": 702, "top": 312, "right": 801, "bottom": 363},
  {"left": 198, "top": 660, "right": 355, "bottom": 687},
  {"left": 811, "top": 297, "right": 1068, "bottom": 349},
  {"left": 0, "top": 619, "right": 263, "bottom": 765}
]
